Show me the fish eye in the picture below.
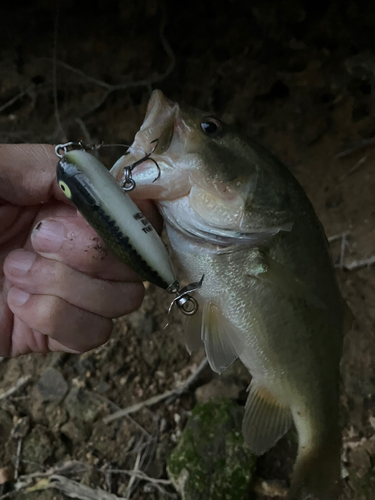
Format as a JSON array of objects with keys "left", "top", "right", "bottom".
[
  {"left": 58, "top": 180, "right": 72, "bottom": 199},
  {"left": 201, "top": 118, "right": 222, "bottom": 136}
]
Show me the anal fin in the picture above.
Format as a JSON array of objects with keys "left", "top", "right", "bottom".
[{"left": 242, "top": 381, "right": 292, "bottom": 455}]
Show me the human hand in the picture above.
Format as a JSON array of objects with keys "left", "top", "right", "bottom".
[{"left": 0, "top": 144, "right": 161, "bottom": 357}]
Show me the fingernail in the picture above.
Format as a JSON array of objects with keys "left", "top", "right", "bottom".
[
  {"left": 8, "top": 288, "right": 30, "bottom": 307},
  {"left": 7, "top": 251, "right": 36, "bottom": 277},
  {"left": 32, "top": 220, "right": 65, "bottom": 253}
]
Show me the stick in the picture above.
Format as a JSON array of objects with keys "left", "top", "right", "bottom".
[
  {"left": 103, "top": 358, "right": 208, "bottom": 424},
  {"left": 14, "top": 439, "right": 23, "bottom": 480},
  {"left": 339, "top": 155, "right": 368, "bottom": 181},
  {"left": 103, "top": 469, "right": 172, "bottom": 486},
  {"left": 337, "top": 255, "right": 375, "bottom": 271},
  {"left": 48, "top": 474, "right": 122, "bottom": 500},
  {"left": 0, "top": 86, "right": 34, "bottom": 114},
  {"left": 335, "top": 137, "right": 375, "bottom": 159},
  {"left": 339, "top": 232, "right": 348, "bottom": 270},
  {"left": 75, "top": 118, "right": 93, "bottom": 145},
  {"left": 0, "top": 375, "right": 31, "bottom": 401},
  {"left": 124, "top": 451, "right": 141, "bottom": 499},
  {"left": 328, "top": 231, "right": 350, "bottom": 243},
  {"left": 53, "top": 9, "right": 176, "bottom": 121}
]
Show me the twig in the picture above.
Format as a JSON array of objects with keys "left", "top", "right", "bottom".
[
  {"left": 56, "top": 61, "right": 112, "bottom": 89},
  {"left": 14, "top": 439, "right": 23, "bottom": 480},
  {"left": 124, "top": 450, "right": 141, "bottom": 500},
  {"left": 337, "top": 255, "right": 375, "bottom": 271},
  {"left": 48, "top": 474, "right": 122, "bottom": 500},
  {"left": 0, "top": 492, "right": 15, "bottom": 500},
  {"left": 0, "top": 375, "right": 31, "bottom": 401},
  {"left": 328, "top": 232, "right": 350, "bottom": 243},
  {"left": 125, "top": 415, "right": 151, "bottom": 438},
  {"left": 335, "top": 137, "right": 375, "bottom": 158},
  {"left": 0, "top": 86, "right": 35, "bottom": 114},
  {"left": 103, "top": 358, "right": 208, "bottom": 424},
  {"left": 75, "top": 118, "right": 93, "bottom": 144},
  {"left": 143, "top": 482, "right": 177, "bottom": 498},
  {"left": 339, "top": 232, "right": 348, "bottom": 270},
  {"left": 103, "top": 469, "right": 172, "bottom": 486},
  {"left": 339, "top": 155, "right": 368, "bottom": 181},
  {"left": 79, "top": 89, "right": 112, "bottom": 119},
  {"left": 54, "top": 9, "right": 175, "bottom": 120}
]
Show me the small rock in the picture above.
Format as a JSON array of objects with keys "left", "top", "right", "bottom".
[
  {"left": 75, "top": 354, "right": 95, "bottom": 375},
  {"left": 60, "top": 419, "right": 89, "bottom": 443},
  {"left": 0, "top": 466, "right": 13, "bottom": 485},
  {"left": 64, "top": 388, "right": 104, "bottom": 423},
  {"left": 221, "top": 359, "right": 252, "bottom": 384},
  {"left": 167, "top": 398, "right": 256, "bottom": 500},
  {"left": 11, "top": 416, "right": 30, "bottom": 439},
  {"left": 45, "top": 404, "right": 69, "bottom": 431},
  {"left": 36, "top": 368, "right": 68, "bottom": 404},
  {"left": 22, "top": 425, "right": 54, "bottom": 472},
  {"left": 94, "top": 381, "right": 111, "bottom": 394},
  {"left": 195, "top": 378, "right": 242, "bottom": 402}
]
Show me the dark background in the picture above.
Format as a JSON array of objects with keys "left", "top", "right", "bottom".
[{"left": 0, "top": 1, "right": 375, "bottom": 498}]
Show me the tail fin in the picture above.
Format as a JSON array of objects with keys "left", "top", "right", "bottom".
[{"left": 288, "top": 438, "right": 341, "bottom": 500}]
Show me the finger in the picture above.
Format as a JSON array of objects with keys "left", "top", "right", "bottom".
[
  {"left": 30, "top": 215, "right": 145, "bottom": 281},
  {"left": 0, "top": 144, "right": 66, "bottom": 205},
  {"left": 7, "top": 287, "right": 113, "bottom": 352},
  {"left": 4, "top": 250, "right": 145, "bottom": 318},
  {"left": 7, "top": 315, "right": 81, "bottom": 356}
]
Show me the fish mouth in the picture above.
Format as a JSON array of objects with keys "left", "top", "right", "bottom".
[
  {"left": 139, "top": 90, "right": 179, "bottom": 154},
  {"left": 110, "top": 90, "right": 191, "bottom": 200}
]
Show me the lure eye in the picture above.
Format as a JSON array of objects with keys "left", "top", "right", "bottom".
[
  {"left": 201, "top": 118, "right": 222, "bottom": 136},
  {"left": 58, "top": 180, "right": 72, "bottom": 199}
]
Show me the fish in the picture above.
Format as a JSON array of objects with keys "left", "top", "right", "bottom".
[{"left": 111, "top": 90, "right": 351, "bottom": 500}]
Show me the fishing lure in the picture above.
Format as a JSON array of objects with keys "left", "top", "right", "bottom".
[{"left": 55, "top": 142, "right": 202, "bottom": 315}]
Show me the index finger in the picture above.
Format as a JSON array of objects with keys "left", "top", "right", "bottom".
[{"left": 0, "top": 144, "right": 66, "bottom": 205}]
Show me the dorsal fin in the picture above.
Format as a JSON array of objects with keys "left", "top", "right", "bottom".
[{"left": 242, "top": 381, "right": 292, "bottom": 455}]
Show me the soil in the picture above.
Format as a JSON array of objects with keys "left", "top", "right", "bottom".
[{"left": 0, "top": 1, "right": 375, "bottom": 499}]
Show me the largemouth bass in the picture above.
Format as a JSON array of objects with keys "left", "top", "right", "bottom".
[{"left": 111, "top": 90, "right": 350, "bottom": 500}]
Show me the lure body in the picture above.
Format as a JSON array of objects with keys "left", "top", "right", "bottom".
[{"left": 56, "top": 149, "right": 176, "bottom": 290}]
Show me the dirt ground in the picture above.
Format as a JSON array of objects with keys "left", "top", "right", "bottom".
[{"left": 0, "top": 1, "right": 375, "bottom": 498}]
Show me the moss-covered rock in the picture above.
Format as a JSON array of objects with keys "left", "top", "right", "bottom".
[{"left": 167, "top": 398, "right": 256, "bottom": 500}]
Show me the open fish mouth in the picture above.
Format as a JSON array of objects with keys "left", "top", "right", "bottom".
[{"left": 137, "top": 90, "right": 179, "bottom": 155}]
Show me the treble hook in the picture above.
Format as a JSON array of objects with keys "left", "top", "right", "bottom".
[{"left": 119, "top": 138, "right": 161, "bottom": 191}]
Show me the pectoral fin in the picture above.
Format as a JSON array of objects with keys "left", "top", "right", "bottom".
[
  {"left": 202, "top": 302, "right": 242, "bottom": 374},
  {"left": 183, "top": 306, "right": 204, "bottom": 354},
  {"left": 242, "top": 381, "right": 292, "bottom": 455},
  {"left": 248, "top": 254, "right": 325, "bottom": 310}
]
